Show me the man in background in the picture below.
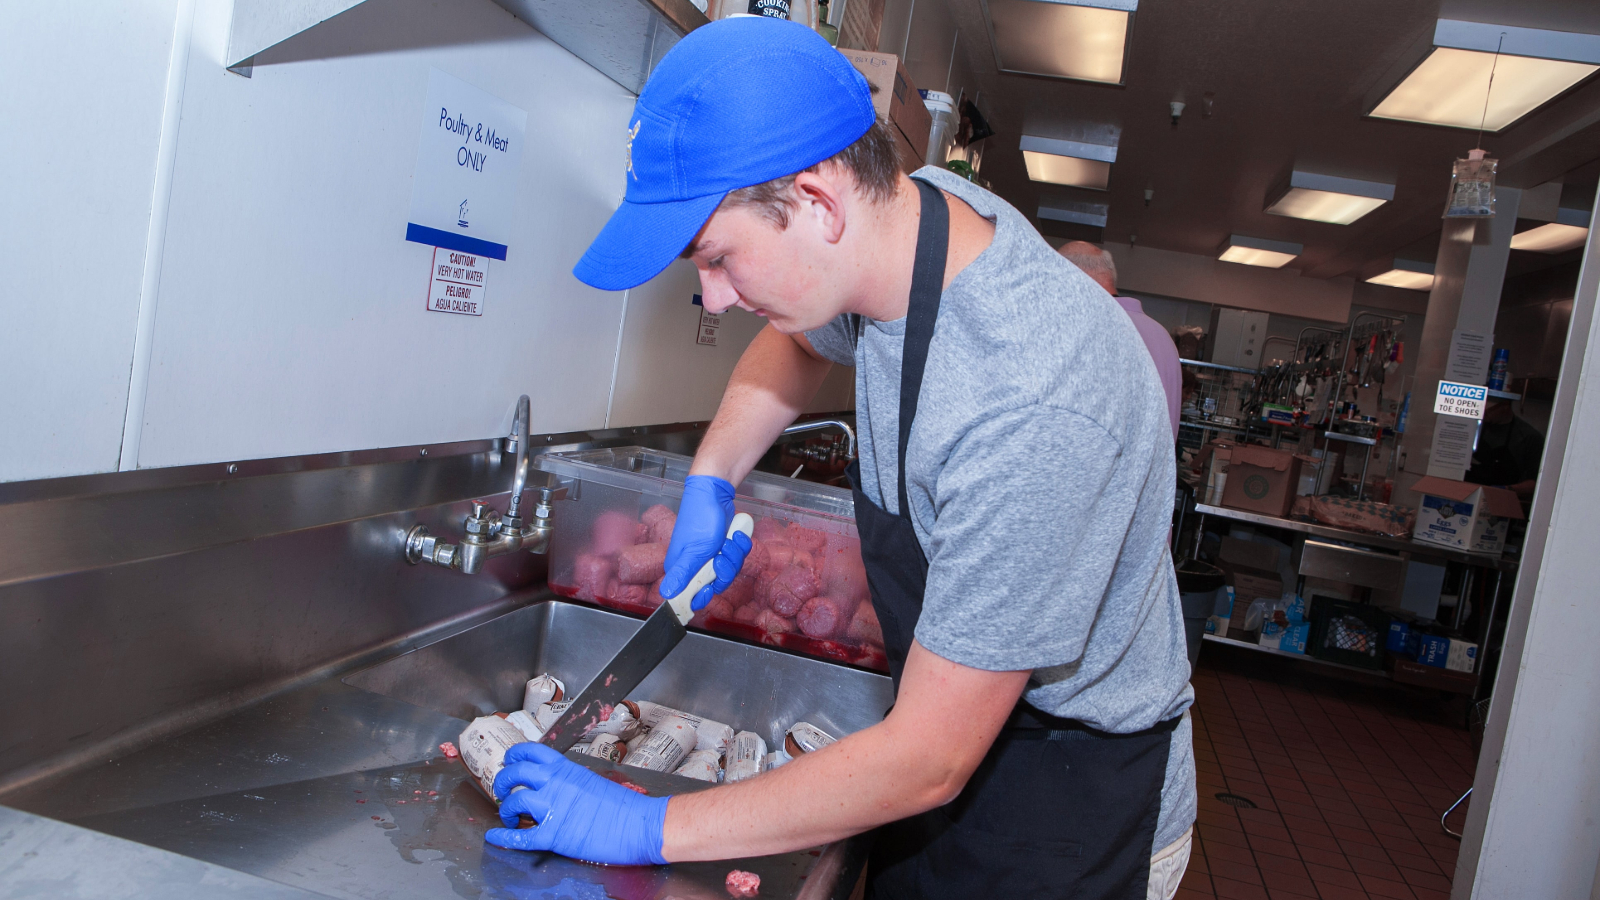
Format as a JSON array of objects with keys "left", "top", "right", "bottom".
[
  {"left": 1466, "top": 397, "right": 1544, "bottom": 500},
  {"left": 1059, "top": 241, "right": 1181, "bottom": 437}
]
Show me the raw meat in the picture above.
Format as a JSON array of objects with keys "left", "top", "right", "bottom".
[
  {"left": 605, "top": 579, "right": 650, "bottom": 606},
  {"left": 617, "top": 543, "right": 668, "bottom": 584},
  {"left": 785, "top": 525, "right": 828, "bottom": 555},
  {"left": 797, "top": 594, "right": 856, "bottom": 639},
  {"left": 720, "top": 572, "right": 757, "bottom": 608},
  {"left": 572, "top": 553, "right": 614, "bottom": 601},
  {"left": 754, "top": 608, "right": 796, "bottom": 635},
  {"left": 764, "top": 542, "right": 795, "bottom": 572},
  {"left": 733, "top": 604, "right": 761, "bottom": 624},
  {"left": 726, "top": 869, "right": 761, "bottom": 897},
  {"left": 703, "top": 594, "right": 739, "bottom": 622},
  {"left": 647, "top": 509, "right": 677, "bottom": 545},
  {"left": 641, "top": 504, "right": 675, "bottom": 529},
  {"left": 846, "top": 602, "right": 884, "bottom": 645},
  {"left": 439, "top": 742, "right": 459, "bottom": 759},
  {"left": 592, "top": 511, "right": 646, "bottom": 556},
  {"left": 744, "top": 538, "right": 772, "bottom": 576},
  {"left": 768, "top": 566, "right": 820, "bottom": 616},
  {"left": 752, "top": 518, "right": 788, "bottom": 543}
]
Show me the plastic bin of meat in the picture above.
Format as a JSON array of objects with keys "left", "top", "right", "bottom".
[{"left": 535, "top": 447, "right": 887, "bottom": 672}]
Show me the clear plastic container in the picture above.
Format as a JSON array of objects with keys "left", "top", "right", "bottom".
[{"left": 535, "top": 447, "right": 886, "bottom": 671}]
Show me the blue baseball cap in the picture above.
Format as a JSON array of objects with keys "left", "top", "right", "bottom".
[{"left": 573, "top": 17, "right": 877, "bottom": 291}]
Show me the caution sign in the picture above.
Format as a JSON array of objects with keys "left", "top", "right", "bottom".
[
  {"left": 427, "top": 247, "right": 487, "bottom": 316},
  {"left": 1433, "top": 380, "right": 1487, "bottom": 420}
]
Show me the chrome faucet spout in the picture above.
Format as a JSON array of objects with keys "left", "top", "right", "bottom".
[
  {"left": 505, "top": 394, "right": 531, "bottom": 522},
  {"left": 780, "top": 418, "right": 857, "bottom": 460}
]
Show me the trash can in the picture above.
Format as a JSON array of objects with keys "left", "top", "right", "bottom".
[{"left": 1175, "top": 559, "right": 1226, "bottom": 670}]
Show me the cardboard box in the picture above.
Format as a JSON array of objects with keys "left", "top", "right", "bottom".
[
  {"left": 886, "top": 117, "right": 920, "bottom": 175},
  {"left": 1416, "top": 634, "right": 1477, "bottom": 673},
  {"left": 1221, "top": 445, "right": 1304, "bottom": 517},
  {"left": 1411, "top": 476, "right": 1524, "bottom": 554},
  {"left": 838, "top": 49, "right": 930, "bottom": 164},
  {"left": 1391, "top": 658, "right": 1476, "bottom": 694},
  {"left": 1222, "top": 567, "right": 1281, "bottom": 636}
]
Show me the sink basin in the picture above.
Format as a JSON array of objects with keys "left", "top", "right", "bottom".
[{"left": 344, "top": 598, "right": 895, "bottom": 753}]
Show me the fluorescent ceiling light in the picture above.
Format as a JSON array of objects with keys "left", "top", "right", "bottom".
[
  {"left": 1218, "top": 234, "right": 1301, "bottom": 268},
  {"left": 1370, "top": 20, "right": 1600, "bottom": 131},
  {"left": 988, "top": 0, "right": 1136, "bottom": 85},
  {"left": 1510, "top": 222, "right": 1589, "bottom": 253},
  {"left": 1020, "top": 135, "right": 1117, "bottom": 189},
  {"left": 1265, "top": 171, "right": 1394, "bottom": 224},
  {"left": 1366, "top": 259, "right": 1435, "bottom": 291},
  {"left": 1038, "top": 200, "right": 1108, "bottom": 228}
]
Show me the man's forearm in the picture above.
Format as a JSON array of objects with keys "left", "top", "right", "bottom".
[
  {"left": 689, "top": 325, "right": 833, "bottom": 485},
  {"left": 659, "top": 642, "right": 1030, "bottom": 861}
]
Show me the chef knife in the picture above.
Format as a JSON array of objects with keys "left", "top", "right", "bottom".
[{"left": 540, "top": 513, "right": 755, "bottom": 753}]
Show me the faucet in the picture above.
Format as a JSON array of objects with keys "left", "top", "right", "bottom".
[
  {"left": 780, "top": 418, "right": 857, "bottom": 465},
  {"left": 404, "top": 395, "right": 569, "bottom": 574}
]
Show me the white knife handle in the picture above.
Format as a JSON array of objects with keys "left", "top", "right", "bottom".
[{"left": 666, "top": 513, "right": 755, "bottom": 626}]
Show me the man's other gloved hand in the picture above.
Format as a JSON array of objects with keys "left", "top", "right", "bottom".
[
  {"left": 660, "top": 475, "right": 752, "bottom": 611},
  {"left": 485, "top": 742, "right": 668, "bottom": 865}
]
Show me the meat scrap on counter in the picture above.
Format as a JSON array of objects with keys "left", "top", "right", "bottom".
[
  {"left": 554, "top": 505, "right": 887, "bottom": 670},
  {"left": 454, "top": 673, "right": 840, "bottom": 798}
]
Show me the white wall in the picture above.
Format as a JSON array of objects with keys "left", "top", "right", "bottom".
[
  {"left": 0, "top": 0, "right": 182, "bottom": 481},
  {"left": 0, "top": 0, "right": 854, "bottom": 483}
]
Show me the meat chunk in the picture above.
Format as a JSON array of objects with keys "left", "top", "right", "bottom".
[
  {"left": 797, "top": 594, "right": 857, "bottom": 639},
  {"left": 719, "top": 571, "right": 757, "bottom": 608},
  {"left": 768, "top": 565, "right": 820, "bottom": 616},
  {"left": 572, "top": 553, "right": 614, "bottom": 601},
  {"left": 591, "top": 511, "right": 645, "bottom": 556},
  {"left": 752, "top": 518, "right": 788, "bottom": 543},
  {"left": 605, "top": 579, "right": 651, "bottom": 607},
  {"left": 754, "top": 608, "right": 796, "bottom": 635},
  {"left": 743, "top": 538, "right": 772, "bottom": 576},
  {"left": 785, "top": 525, "right": 828, "bottom": 555},
  {"left": 846, "top": 602, "right": 884, "bottom": 646},
  {"left": 726, "top": 869, "right": 761, "bottom": 897},
  {"left": 646, "top": 509, "right": 677, "bottom": 545},
  {"left": 616, "top": 542, "right": 667, "bottom": 584},
  {"left": 733, "top": 604, "right": 761, "bottom": 624},
  {"left": 641, "top": 503, "right": 675, "bottom": 529}
]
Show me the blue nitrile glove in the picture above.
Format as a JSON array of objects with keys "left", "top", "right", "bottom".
[
  {"left": 485, "top": 742, "right": 669, "bottom": 865},
  {"left": 660, "top": 475, "right": 752, "bottom": 611}
]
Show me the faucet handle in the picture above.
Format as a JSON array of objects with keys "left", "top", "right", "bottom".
[{"left": 470, "top": 500, "right": 489, "bottom": 520}]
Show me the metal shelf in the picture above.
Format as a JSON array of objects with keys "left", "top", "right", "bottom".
[
  {"left": 1192, "top": 502, "right": 1518, "bottom": 570},
  {"left": 1203, "top": 634, "right": 1389, "bottom": 678},
  {"left": 1180, "top": 358, "right": 1260, "bottom": 375},
  {"left": 1487, "top": 389, "right": 1521, "bottom": 401},
  {"left": 1323, "top": 430, "right": 1378, "bottom": 446}
]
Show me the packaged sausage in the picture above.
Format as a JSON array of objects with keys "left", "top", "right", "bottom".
[
  {"left": 532, "top": 699, "right": 574, "bottom": 734},
  {"left": 784, "top": 721, "right": 837, "bottom": 756},
  {"left": 724, "top": 731, "right": 767, "bottom": 783},
  {"left": 623, "top": 715, "right": 697, "bottom": 772},
  {"left": 672, "top": 748, "right": 724, "bottom": 783},
  {"left": 585, "top": 702, "right": 642, "bottom": 741},
  {"left": 574, "top": 732, "right": 627, "bottom": 764},
  {"left": 459, "top": 715, "right": 528, "bottom": 798},
  {"left": 521, "top": 674, "right": 565, "bottom": 711},
  {"left": 505, "top": 709, "right": 546, "bottom": 742},
  {"left": 631, "top": 701, "right": 735, "bottom": 755},
  {"left": 763, "top": 749, "right": 792, "bottom": 771}
]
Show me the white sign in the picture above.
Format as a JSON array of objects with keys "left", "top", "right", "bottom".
[
  {"left": 1445, "top": 330, "right": 1492, "bottom": 385},
  {"left": 695, "top": 296, "right": 720, "bottom": 347},
  {"left": 1428, "top": 416, "right": 1477, "bottom": 479},
  {"left": 427, "top": 247, "right": 488, "bottom": 316},
  {"left": 1433, "top": 380, "right": 1487, "bottom": 420},
  {"left": 405, "top": 69, "right": 527, "bottom": 261}
]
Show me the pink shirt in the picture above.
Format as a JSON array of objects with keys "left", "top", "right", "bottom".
[{"left": 1114, "top": 296, "right": 1181, "bottom": 437}]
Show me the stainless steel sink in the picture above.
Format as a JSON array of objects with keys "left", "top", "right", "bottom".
[{"left": 343, "top": 599, "right": 895, "bottom": 751}]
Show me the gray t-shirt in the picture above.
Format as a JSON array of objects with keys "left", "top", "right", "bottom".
[{"left": 806, "top": 167, "right": 1195, "bottom": 848}]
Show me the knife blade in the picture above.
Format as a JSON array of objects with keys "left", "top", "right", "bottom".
[{"left": 540, "top": 512, "right": 754, "bottom": 752}]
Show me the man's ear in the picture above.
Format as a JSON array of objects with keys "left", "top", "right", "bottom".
[{"left": 791, "top": 170, "right": 847, "bottom": 245}]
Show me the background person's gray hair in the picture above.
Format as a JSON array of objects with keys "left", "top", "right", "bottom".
[{"left": 1057, "top": 241, "right": 1117, "bottom": 294}]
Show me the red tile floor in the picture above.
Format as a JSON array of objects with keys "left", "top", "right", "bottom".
[{"left": 1178, "top": 649, "right": 1478, "bottom": 900}]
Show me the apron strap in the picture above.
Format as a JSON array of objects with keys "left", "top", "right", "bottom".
[{"left": 897, "top": 178, "right": 950, "bottom": 520}]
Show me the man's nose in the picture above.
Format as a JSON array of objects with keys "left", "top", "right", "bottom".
[{"left": 699, "top": 279, "right": 741, "bottom": 314}]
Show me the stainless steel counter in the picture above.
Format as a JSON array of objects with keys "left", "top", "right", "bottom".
[{"left": 2, "top": 597, "right": 888, "bottom": 900}]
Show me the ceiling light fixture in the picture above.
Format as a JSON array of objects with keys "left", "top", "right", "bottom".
[
  {"left": 1020, "top": 135, "right": 1116, "bottom": 190},
  {"left": 1038, "top": 200, "right": 1109, "bottom": 228},
  {"left": 1366, "top": 259, "right": 1436, "bottom": 291},
  {"left": 987, "top": 0, "right": 1137, "bottom": 85},
  {"left": 1264, "top": 171, "right": 1394, "bottom": 225},
  {"left": 1369, "top": 20, "right": 1600, "bottom": 131},
  {"left": 1510, "top": 207, "right": 1592, "bottom": 253},
  {"left": 1218, "top": 234, "right": 1301, "bottom": 268}
]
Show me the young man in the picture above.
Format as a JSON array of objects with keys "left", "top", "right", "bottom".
[{"left": 487, "top": 17, "right": 1196, "bottom": 898}]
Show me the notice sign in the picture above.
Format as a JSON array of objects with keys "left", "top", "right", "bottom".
[
  {"left": 428, "top": 247, "right": 487, "bottom": 316},
  {"left": 1434, "top": 380, "right": 1487, "bottom": 420},
  {"left": 697, "top": 307, "right": 721, "bottom": 346},
  {"left": 405, "top": 69, "right": 527, "bottom": 261}
]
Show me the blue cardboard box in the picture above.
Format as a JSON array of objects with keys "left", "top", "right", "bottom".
[
  {"left": 1415, "top": 634, "right": 1452, "bottom": 668},
  {"left": 1387, "top": 621, "right": 1415, "bottom": 656}
]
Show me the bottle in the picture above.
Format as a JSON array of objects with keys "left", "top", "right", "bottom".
[
  {"left": 816, "top": 0, "right": 838, "bottom": 44},
  {"left": 1488, "top": 348, "right": 1509, "bottom": 391},
  {"left": 921, "top": 90, "right": 957, "bottom": 167},
  {"left": 748, "top": 0, "right": 791, "bottom": 17}
]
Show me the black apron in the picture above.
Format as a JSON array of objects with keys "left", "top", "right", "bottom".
[{"left": 854, "top": 178, "right": 1176, "bottom": 900}]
